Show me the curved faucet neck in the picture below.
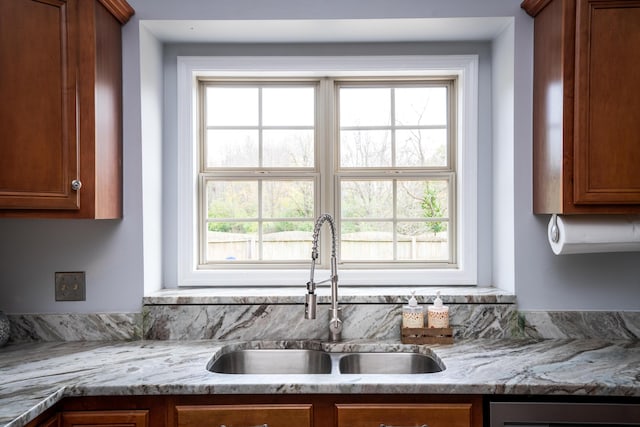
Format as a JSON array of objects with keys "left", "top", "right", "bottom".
[
  {"left": 309, "top": 213, "right": 337, "bottom": 283},
  {"left": 305, "top": 213, "right": 342, "bottom": 342},
  {"left": 311, "top": 213, "right": 336, "bottom": 258}
]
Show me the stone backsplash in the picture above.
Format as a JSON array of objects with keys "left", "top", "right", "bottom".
[
  {"left": 5, "top": 287, "right": 640, "bottom": 342},
  {"left": 142, "top": 302, "right": 518, "bottom": 341}
]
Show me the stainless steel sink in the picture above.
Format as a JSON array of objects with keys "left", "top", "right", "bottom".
[
  {"left": 208, "top": 347, "right": 445, "bottom": 375},
  {"left": 338, "top": 352, "right": 444, "bottom": 374},
  {"left": 208, "top": 349, "right": 332, "bottom": 374}
]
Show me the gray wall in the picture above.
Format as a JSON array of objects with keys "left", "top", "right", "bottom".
[{"left": 1, "top": 0, "right": 639, "bottom": 314}]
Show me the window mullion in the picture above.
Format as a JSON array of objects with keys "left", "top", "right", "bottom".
[
  {"left": 390, "top": 87, "right": 397, "bottom": 168},
  {"left": 258, "top": 87, "right": 263, "bottom": 168},
  {"left": 393, "top": 179, "right": 398, "bottom": 260},
  {"left": 317, "top": 78, "right": 335, "bottom": 268},
  {"left": 257, "top": 179, "right": 263, "bottom": 261}
]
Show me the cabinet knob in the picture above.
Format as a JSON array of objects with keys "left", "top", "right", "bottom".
[{"left": 71, "top": 180, "right": 82, "bottom": 191}]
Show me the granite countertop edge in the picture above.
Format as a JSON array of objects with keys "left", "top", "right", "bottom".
[
  {"left": 142, "top": 286, "right": 517, "bottom": 305},
  {"left": 1, "top": 338, "right": 639, "bottom": 427}
]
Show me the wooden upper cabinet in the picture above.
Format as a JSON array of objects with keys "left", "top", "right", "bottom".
[
  {"left": 523, "top": 0, "right": 640, "bottom": 214},
  {"left": 0, "top": 0, "right": 133, "bottom": 219}
]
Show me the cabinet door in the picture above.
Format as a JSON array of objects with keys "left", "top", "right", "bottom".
[
  {"left": 336, "top": 403, "right": 472, "bottom": 427},
  {"left": 573, "top": 0, "right": 640, "bottom": 205},
  {"left": 61, "top": 410, "right": 148, "bottom": 427},
  {"left": 174, "top": 404, "right": 312, "bottom": 427},
  {"left": 0, "top": 0, "right": 80, "bottom": 210},
  {"left": 0, "top": 0, "right": 131, "bottom": 218},
  {"left": 38, "top": 414, "right": 60, "bottom": 427}
]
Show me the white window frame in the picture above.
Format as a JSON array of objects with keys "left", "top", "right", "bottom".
[{"left": 177, "top": 55, "right": 478, "bottom": 287}]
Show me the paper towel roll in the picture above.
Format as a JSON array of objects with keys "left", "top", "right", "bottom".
[{"left": 548, "top": 214, "right": 640, "bottom": 255}]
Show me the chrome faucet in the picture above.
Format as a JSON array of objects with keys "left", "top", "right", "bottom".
[{"left": 305, "top": 213, "right": 342, "bottom": 342}]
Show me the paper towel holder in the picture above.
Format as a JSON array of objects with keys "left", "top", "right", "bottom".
[
  {"left": 549, "top": 214, "right": 560, "bottom": 243},
  {"left": 547, "top": 213, "right": 640, "bottom": 255}
]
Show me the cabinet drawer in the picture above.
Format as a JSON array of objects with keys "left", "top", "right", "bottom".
[
  {"left": 61, "top": 410, "right": 148, "bottom": 426},
  {"left": 336, "top": 403, "right": 472, "bottom": 427},
  {"left": 35, "top": 414, "right": 60, "bottom": 427},
  {"left": 175, "top": 404, "right": 312, "bottom": 427}
]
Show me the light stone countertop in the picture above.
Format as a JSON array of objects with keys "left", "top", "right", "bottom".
[{"left": 1, "top": 338, "right": 639, "bottom": 427}]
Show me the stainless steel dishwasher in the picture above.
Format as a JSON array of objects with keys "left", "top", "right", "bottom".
[{"left": 490, "top": 401, "right": 640, "bottom": 427}]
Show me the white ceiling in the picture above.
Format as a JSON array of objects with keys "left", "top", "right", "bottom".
[{"left": 142, "top": 18, "right": 512, "bottom": 43}]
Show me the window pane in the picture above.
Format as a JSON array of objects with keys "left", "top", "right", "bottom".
[
  {"left": 341, "top": 180, "right": 393, "bottom": 218},
  {"left": 341, "top": 221, "right": 394, "bottom": 260},
  {"left": 395, "top": 87, "right": 447, "bottom": 126},
  {"left": 397, "top": 180, "right": 449, "bottom": 219},
  {"left": 397, "top": 222, "right": 449, "bottom": 261},
  {"left": 340, "top": 130, "right": 391, "bottom": 167},
  {"left": 263, "top": 129, "right": 314, "bottom": 167},
  {"left": 262, "top": 221, "right": 313, "bottom": 261},
  {"left": 206, "top": 130, "right": 258, "bottom": 167},
  {"left": 206, "top": 87, "right": 258, "bottom": 126},
  {"left": 206, "top": 222, "right": 258, "bottom": 261},
  {"left": 262, "top": 180, "right": 314, "bottom": 219},
  {"left": 262, "top": 87, "right": 315, "bottom": 126},
  {"left": 206, "top": 181, "right": 258, "bottom": 219},
  {"left": 396, "top": 129, "right": 447, "bottom": 167},
  {"left": 340, "top": 88, "right": 391, "bottom": 126}
]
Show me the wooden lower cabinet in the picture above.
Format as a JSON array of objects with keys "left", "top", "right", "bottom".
[
  {"left": 336, "top": 403, "right": 473, "bottom": 427},
  {"left": 37, "top": 414, "right": 60, "bottom": 427},
  {"left": 169, "top": 394, "right": 482, "bottom": 427},
  {"left": 61, "top": 410, "right": 149, "bottom": 427},
  {"left": 174, "top": 404, "right": 312, "bottom": 427},
  {"left": 26, "top": 394, "right": 482, "bottom": 427},
  {"left": 28, "top": 410, "right": 149, "bottom": 427}
]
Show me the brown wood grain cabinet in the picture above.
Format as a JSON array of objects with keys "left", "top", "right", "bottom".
[
  {"left": 24, "top": 394, "right": 482, "bottom": 427},
  {"left": 61, "top": 410, "right": 148, "bottom": 427},
  {"left": 168, "top": 394, "right": 483, "bottom": 427},
  {"left": 0, "top": 0, "right": 133, "bottom": 219},
  {"left": 174, "top": 404, "right": 313, "bottom": 427},
  {"left": 28, "top": 409, "right": 149, "bottom": 427},
  {"left": 522, "top": 0, "right": 640, "bottom": 214},
  {"left": 336, "top": 403, "right": 474, "bottom": 427},
  {"left": 37, "top": 414, "right": 60, "bottom": 427}
]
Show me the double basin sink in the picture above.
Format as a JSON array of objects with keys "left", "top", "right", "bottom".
[{"left": 208, "top": 347, "right": 444, "bottom": 375}]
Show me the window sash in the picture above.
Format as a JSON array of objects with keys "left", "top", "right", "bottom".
[{"left": 333, "top": 78, "right": 457, "bottom": 268}]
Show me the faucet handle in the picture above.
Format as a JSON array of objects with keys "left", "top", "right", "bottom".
[{"left": 328, "top": 307, "right": 343, "bottom": 341}]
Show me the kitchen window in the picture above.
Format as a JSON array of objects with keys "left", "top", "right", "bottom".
[{"left": 177, "top": 56, "right": 478, "bottom": 286}]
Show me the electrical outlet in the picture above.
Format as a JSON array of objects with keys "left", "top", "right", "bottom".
[{"left": 55, "top": 272, "right": 86, "bottom": 301}]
